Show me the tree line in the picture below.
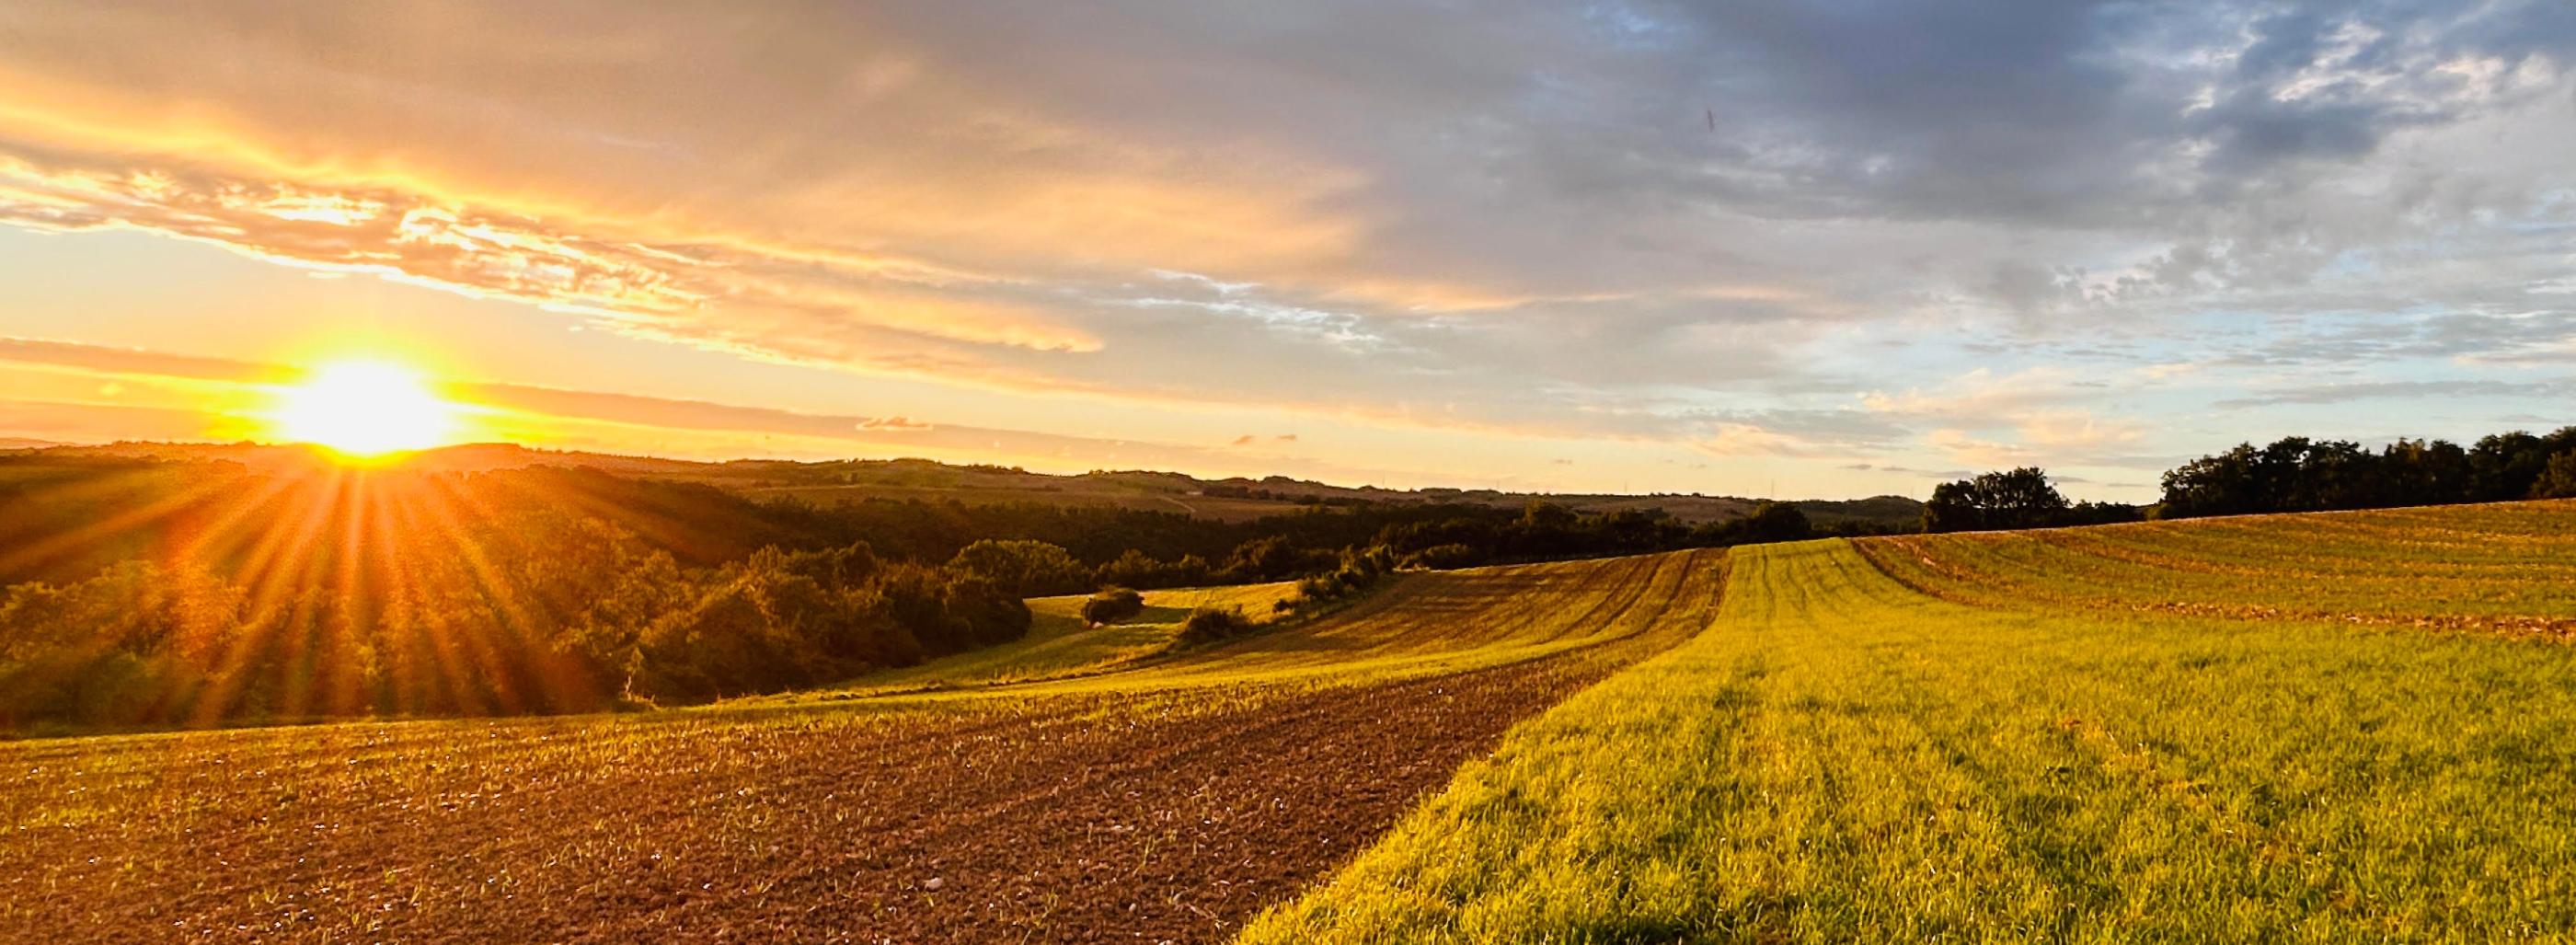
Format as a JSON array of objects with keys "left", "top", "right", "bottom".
[
  {"left": 1922, "top": 424, "right": 2576, "bottom": 532},
  {"left": 2156, "top": 429, "right": 2576, "bottom": 518},
  {"left": 855, "top": 496, "right": 1852, "bottom": 598}
]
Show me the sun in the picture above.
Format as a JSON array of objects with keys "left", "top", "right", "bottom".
[{"left": 270, "top": 360, "right": 462, "bottom": 458}]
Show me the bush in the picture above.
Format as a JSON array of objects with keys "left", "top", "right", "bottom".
[
  {"left": 1177, "top": 605, "right": 1250, "bottom": 645},
  {"left": 1402, "top": 543, "right": 1480, "bottom": 570},
  {"left": 1271, "top": 550, "right": 1391, "bottom": 617},
  {"left": 1080, "top": 586, "right": 1146, "bottom": 626}
]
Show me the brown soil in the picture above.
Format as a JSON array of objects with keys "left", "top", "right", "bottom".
[{"left": 2, "top": 646, "right": 1647, "bottom": 944}]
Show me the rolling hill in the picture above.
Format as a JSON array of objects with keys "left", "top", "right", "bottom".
[
  {"left": 17, "top": 440, "right": 1926, "bottom": 527},
  {"left": 15, "top": 497, "right": 2574, "bottom": 940}
]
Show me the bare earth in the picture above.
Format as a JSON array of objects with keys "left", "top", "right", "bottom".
[{"left": 3, "top": 646, "right": 1641, "bottom": 943}]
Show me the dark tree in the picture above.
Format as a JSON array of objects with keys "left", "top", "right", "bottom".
[
  {"left": 2159, "top": 444, "right": 2265, "bottom": 518},
  {"left": 1738, "top": 501, "right": 1814, "bottom": 544},
  {"left": 1925, "top": 467, "right": 2071, "bottom": 533}
]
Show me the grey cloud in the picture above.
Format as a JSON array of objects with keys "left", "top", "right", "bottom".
[
  {"left": 2214, "top": 378, "right": 2576, "bottom": 409},
  {"left": 2224, "top": 311, "right": 2576, "bottom": 366}
]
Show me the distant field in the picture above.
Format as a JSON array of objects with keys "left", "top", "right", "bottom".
[
  {"left": 1857, "top": 499, "right": 2576, "bottom": 631},
  {"left": 786, "top": 550, "right": 1721, "bottom": 703},
  {"left": 830, "top": 580, "right": 1305, "bottom": 693},
  {"left": 0, "top": 550, "right": 1720, "bottom": 942},
  {"left": 1248, "top": 503, "right": 2576, "bottom": 942}
]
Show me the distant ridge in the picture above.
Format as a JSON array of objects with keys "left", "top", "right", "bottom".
[
  {"left": 22, "top": 440, "right": 707, "bottom": 476},
  {"left": 7, "top": 440, "right": 1926, "bottom": 528}
]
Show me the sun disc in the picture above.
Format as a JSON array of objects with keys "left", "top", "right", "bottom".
[{"left": 270, "top": 360, "right": 460, "bottom": 457}]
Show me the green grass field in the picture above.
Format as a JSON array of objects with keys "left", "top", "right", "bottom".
[
  {"left": 1858, "top": 500, "right": 2576, "bottom": 629},
  {"left": 1248, "top": 504, "right": 2576, "bottom": 943}
]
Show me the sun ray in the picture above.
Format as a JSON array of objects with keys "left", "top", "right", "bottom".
[
  {"left": 415, "top": 474, "right": 605, "bottom": 710},
  {"left": 187, "top": 467, "right": 351, "bottom": 725},
  {"left": 0, "top": 470, "right": 248, "bottom": 580}
]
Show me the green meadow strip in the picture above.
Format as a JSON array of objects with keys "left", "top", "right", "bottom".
[{"left": 1242, "top": 537, "right": 2576, "bottom": 943}]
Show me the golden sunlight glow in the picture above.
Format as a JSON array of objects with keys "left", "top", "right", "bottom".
[{"left": 270, "top": 360, "right": 461, "bottom": 457}]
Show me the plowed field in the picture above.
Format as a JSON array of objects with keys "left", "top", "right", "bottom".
[{"left": 0, "top": 550, "right": 1724, "bottom": 943}]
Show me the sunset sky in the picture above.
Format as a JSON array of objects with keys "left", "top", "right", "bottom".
[{"left": 3, "top": 1, "right": 2572, "bottom": 500}]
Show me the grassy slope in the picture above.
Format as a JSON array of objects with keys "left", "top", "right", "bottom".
[
  {"left": 823, "top": 581, "right": 1304, "bottom": 693},
  {"left": 1246, "top": 522, "right": 2576, "bottom": 943},
  {"left": 1857, "top": 499, "right": 2576, "bottom": 627},
  {"left": 772, "top": 549, "right": 1725, "bottom": 707}
]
